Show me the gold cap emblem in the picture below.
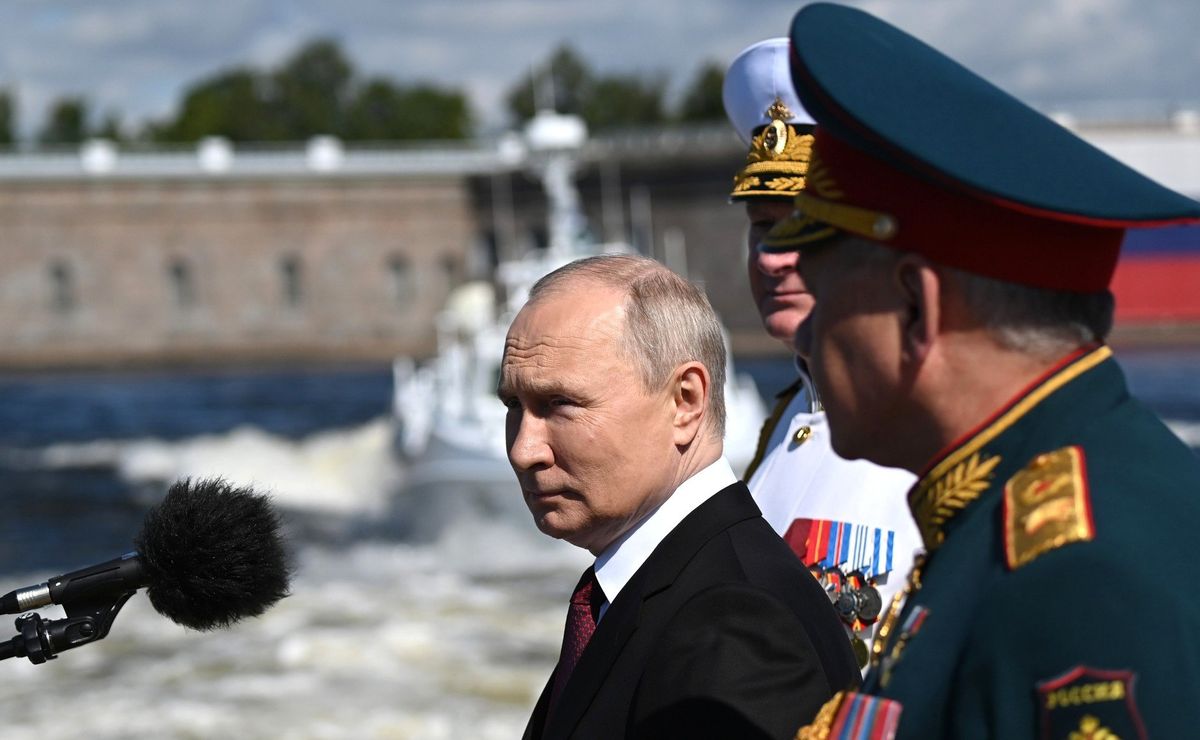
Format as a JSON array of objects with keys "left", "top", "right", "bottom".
[
  {"left": 761, "top": 98, "right": 794, "bottom": 154},
  {"left": 729, "top": 97, "right": 814, "bottom": 200},
  {"left": 765, "top": 96, "right": 794, "bottom": 122}
]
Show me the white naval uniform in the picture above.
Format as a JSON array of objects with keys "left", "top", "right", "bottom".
[{"left": 745, "top": 368, "right": 923, "bottom": 667}]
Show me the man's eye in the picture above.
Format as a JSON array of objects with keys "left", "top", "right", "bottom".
[
  {"left": 550, "top": 397, "right": 577, "bottom": 408},
  {"left": 501, "top": 396, "right": 521, "bottom": 410}
]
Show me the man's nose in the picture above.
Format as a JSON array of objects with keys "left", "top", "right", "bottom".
[
  {"left": 507, "top": 412, "right": 553, "bottom": 471},
  {"left": 756, "top": 246, "right": 799, "bottom": 277}
]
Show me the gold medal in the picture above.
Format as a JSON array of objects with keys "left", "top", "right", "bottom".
[{"left": 851, "top": 635, "right": 869, "bottom": 669}]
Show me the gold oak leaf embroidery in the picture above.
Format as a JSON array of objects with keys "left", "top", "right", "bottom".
[
  {"left": 1068, "top": 714, "right": 1120, "bottom": 740},
  {"left": 916, "top": 452, "right": 1002, "bottom": 547},
  {"left": 768, "top": 176, "right": 808, "bottom": 191}
]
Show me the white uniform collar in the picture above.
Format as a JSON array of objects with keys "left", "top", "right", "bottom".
[
  {"left": 593, "top": 456, "right": 737, "bottom": 617},
  {"left": 793, "top": 355, "right": 822, "bottom": 414}
]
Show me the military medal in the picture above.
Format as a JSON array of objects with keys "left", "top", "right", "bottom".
[
  {"left": 871, "top": 554, "right": 925, "bottom": 671},
  {"left": 880, "top": 605, "right": 931, "bottom": 689},
  {"left": 836, "top": 570, "right": 883, "bottom": 630},
  {"left": 820, "top": 566, "right": 843, "bottom": 595},
  {"left": 850, "top": 635, "right": 869, "bottom": 669}
]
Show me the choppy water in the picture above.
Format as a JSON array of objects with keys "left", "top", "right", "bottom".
[
  {"left": 0, "top": 365, "right": 592, "bottom": 739},
  {"left": 0, "top": 350, "right": 1196, "bottom": 739}
]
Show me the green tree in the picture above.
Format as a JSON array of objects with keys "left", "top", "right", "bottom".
[
  {"left": 93, "top": 111, "right": 124, "bottom": 142},
  {"left": 677, "top": 62, "right": 725, "bottom": 122},
  {"left": 0, "top": 90, "right": 14, "bottom": 145},
  {"left": 343, "top": 79, "right": 404, "bottom": 140},
  {"left": 506, "top": 44, "right": 594, "bottom": 123},
  {"left": 345, "top": 79, "right": 471, "bottom": 140},
  {"left": 506, "top": 45, "right": 669, "bottom": 131},
  {"left": 156, "top": 69, "right": 279, "bottom": 142},
  {"left": 154, "top": 37, "right": 473, "bottom": 142},
  {"left": 273, "top": 38, "right": 354, "bottom": 137},
  {"left": 39, "top": 97, "right": 88, "bottom": 144},
  {"left": 584, "top": 74, "right": 666, "bottom": 129}
]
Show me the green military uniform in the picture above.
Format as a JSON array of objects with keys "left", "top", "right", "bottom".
[
  {"left": 760, "top": 5, "right": 1200, "bottom": 738},
  {"left": 799, "top": 344, "right": 1200, "bottom": 739},
  {"left": 855, "top": 344, "right": 1200, "bottom": 737}
]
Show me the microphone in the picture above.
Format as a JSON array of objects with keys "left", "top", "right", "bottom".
[
  {"left": 1, "top": 477, "right": 293, "bottom": 662},
  {"left": 134, "top": 476, "right": 293, "bottom": 630},
  {"left": 0, "top": 551, "right": 145, "bottom": 618}
]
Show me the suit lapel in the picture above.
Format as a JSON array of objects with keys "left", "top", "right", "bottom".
[
  {"left": 540, "top": 482, "right": 762, "bottom": 739},
  {"left": 523, "top": 673, "right": 554, "bottom": 740},
  {"left": 635, "top": 482, "right": 761, "bottom": 598},
  {"left": 542, "top": 570, "right": 643, "bottom": 738}
]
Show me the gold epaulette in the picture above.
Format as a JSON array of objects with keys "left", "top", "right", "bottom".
[{"left": 1003, "top": 446, "right": 1095, "bottom": 569}]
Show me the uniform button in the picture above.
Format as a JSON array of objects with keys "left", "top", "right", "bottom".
[{"left": 793, "top": 425, "right": 812, "bottom": 446}]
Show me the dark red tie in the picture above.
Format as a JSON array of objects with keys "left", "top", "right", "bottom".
[{"left": 547, "top": 566, "right": 602, "bottom": 719}]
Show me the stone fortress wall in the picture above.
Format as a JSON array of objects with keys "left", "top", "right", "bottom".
[
  {"left": 0, "top": 176, "right": 474, "bottom": 368},
  {"left": 0, "top": 119, "right": 1195, "bottom": 369},
  {"left": 0, "top": 131, "right": 757, "bottom": 369}
]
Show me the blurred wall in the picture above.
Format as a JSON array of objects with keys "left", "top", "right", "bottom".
[
  {"left": 0, "top": 130, "right": 782, "bottom": 370},
  {"left": 0, "top": 177, "right": 473, "bottom": 368}
]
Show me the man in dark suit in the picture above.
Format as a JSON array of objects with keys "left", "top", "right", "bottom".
[{"left": 498, "top": 253, "right": 858, "bottom": 740}]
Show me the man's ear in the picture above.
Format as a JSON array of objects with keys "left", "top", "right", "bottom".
[
  {"left": 894, "top": 254, "right": 941, "bottom": 365},
  {"left": 671, "top": 361, "right": 710, "bottom": 447}
]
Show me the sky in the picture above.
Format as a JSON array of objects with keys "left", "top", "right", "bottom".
[{"left": 1, "top": 0, "right": 1198, "bottom": 138}]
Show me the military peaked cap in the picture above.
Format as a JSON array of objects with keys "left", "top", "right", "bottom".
[
  {"left": 763, "top": 3, "right": 1200, "bottom": 292},
  {"left": 723, "top": 38, "right": 816, "bottom": 201}
]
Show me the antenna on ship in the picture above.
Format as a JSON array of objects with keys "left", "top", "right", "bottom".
[
  {"left": 523, "top": 65, "right": 589, "bottom": 259},
  {"left": 533, "top": 62, "right": 556, "bottom": 114}
]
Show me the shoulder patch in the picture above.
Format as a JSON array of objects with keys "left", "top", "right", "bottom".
[
  {"left": 1003, "top": 446, "right": 1095, "bottom": 570},
  {"left": 1036, "top": 666, "right": 1147, "bottom": 740}
]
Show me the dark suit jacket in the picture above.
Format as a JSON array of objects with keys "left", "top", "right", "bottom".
[{"left": 524, "top": 481, "right": 860, "bottom": 740}]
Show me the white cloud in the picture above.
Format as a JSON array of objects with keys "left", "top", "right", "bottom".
[{"left": 0, "top": 0, "right": 1195, "bottom": 137}]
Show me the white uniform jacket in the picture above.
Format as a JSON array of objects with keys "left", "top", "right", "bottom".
[{"left": 745, "top": 369, "right": 923, "bottom": 666}]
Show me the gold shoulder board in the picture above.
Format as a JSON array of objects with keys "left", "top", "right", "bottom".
[{"left": 1003, "top": 446, "right": 1095, "bottom": 569}]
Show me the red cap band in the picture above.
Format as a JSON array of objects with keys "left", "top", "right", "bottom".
[{"left": 804, "top": 132, "right": 1124, "bottom": 292}]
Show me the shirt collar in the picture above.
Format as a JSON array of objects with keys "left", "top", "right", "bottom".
[
  {"left": 592, "top": 456, "right": 736, "bottom": 614},
  {"left": 793, "top": 355, "right": 821, "bottom": 413}
]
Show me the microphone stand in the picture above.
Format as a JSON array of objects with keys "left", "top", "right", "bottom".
[{"left": 0, "top": 590, "right": 137, "bottom": 664}]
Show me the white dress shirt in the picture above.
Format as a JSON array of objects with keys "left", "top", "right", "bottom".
[{"left": 592, "top": 456, "right": 737, "bottom": 622}]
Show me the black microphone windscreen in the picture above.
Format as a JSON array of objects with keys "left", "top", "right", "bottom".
[{"left": 134, "top": 478, "right": 293, "bottom": 631}]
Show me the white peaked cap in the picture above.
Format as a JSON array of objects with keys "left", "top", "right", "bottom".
[{"left": 722, "top": 37, "right": 815, "bottom": 146}]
